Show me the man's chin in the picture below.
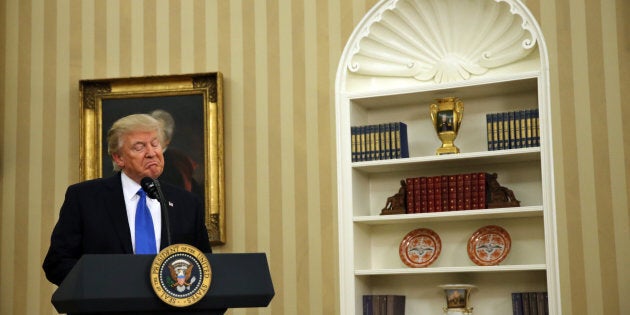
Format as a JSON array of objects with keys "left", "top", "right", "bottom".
[{"left": 146, "top": 168, "right": 163, "bottom": 179}]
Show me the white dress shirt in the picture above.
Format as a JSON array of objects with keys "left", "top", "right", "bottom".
[{"left": 120, "top": 172, "right": 162, "bottom": 253}]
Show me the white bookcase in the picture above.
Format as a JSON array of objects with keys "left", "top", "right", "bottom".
[{"left": 335, "top": 1, "right": 560, "bottom": 314}]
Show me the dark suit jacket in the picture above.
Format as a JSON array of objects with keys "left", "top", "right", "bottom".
[{"left": 42, "top": 172, "right": 212, "bottom": 286}]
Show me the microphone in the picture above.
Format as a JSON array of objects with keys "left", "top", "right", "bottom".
[
  {"left": 140, "top": 177, "right": 172, "bottom": 247},
  {"left": 140, "top": 177, "right": 159, "bottom": 199}
]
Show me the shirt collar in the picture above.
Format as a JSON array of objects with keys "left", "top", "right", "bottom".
[{"left": 120, "top": 172, "right": 142, "bottom": 201}]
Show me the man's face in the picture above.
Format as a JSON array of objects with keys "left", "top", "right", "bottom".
[{"left": 112, "top": 130, "right": 165, "bottom": 183}]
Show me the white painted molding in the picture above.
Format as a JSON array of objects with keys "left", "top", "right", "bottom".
[{"left": 346, "top": 0, "right": 538, "bottom": 83}]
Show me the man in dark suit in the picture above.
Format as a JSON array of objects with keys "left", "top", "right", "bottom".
[{"left": 43, "top": 114, "right": 212, "bottom": 286}]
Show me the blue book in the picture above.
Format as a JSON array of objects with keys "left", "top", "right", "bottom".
[
  {"left": 359, "top": 126, "right": 367, "bottom": 161},
  {"left": 384, "top": 123, "right": 392, "bottom": 159},
  {"left": 363, "top": 295, "right": 373, "bottom": 315},
  {"left": 508, "top": 111, "right": 516, "bottom": 149},
  {"left": 386, "top": 295, "right": 406, "bottom": 315},
  {"left": 533, "top": 108, "right": 540, "bottom": 147},
  {"left": 364, "top": 124, "right": 372, "bottom": 161},
  {"left": 492, "top": 113, "right": 499, "bottom": 150},
  {"left": 399, "top": 122, "right": 409, "bottom": 158},
  {"left": 536, "top": 292, "right": 547, "bottom": 315},
  {"left": 351, "top": 126, "right": 357, "bottom": 162},
  {"left": 522, "top": 291, "right": 530, "bottom": 315},
  {"left": 363, "top": 125, "right": 371, "bottom": 161},
  {"left": 512, "top": 292, "right": 524, "bottom": 315},
  {"left": 377, "top": 124, "right": 385, "bottom": 160},
  {"left": 486, "top": 113, "right": 493, "bottom": 151},
  {"left": 514, "top": 111, "right": 522, "bottom": 148},
  {"left": 374, "top": 124, "right": 381, "bottom": 160},
  {"left": 502, "top": 112, "right": 510, "bottom": 149},
  {"left": 528, "top": 292, "right": 538, "bottom": 315},
  {"left": 522, "top": 110, "right": 529, "bottom": 147},
  {"left": 496, "top": 112, "right": 504, "bottom": 150},
  {"left": 368, "top": 124, "right": 377, "bottom": 161},
  {"left": 391, "top": 122, "right": 400, "bottom": 158},
  {"left": 378, "top": 295, "right": 387, "bottom": 315}
]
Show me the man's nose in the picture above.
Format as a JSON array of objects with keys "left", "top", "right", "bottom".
[{"left": 145, "top": 146, "right": 158, "bottom": 156}]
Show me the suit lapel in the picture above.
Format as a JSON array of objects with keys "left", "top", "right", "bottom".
[{"left": 103, "top": 173, "right": 134, "bottom": 254}]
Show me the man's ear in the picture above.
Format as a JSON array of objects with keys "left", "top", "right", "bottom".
[{"left": 112, "top": 152, "right": 125, "bottom": 169}]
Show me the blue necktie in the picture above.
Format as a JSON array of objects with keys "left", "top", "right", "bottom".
[{"left": 135, "top": 189, "right": 157, "bottom": 254}]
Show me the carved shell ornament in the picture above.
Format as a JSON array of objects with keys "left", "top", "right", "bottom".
[{"left": 347, "top": 0, "right": 538, "bottom": 83}]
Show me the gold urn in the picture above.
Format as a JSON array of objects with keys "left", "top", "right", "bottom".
[{"left": 430, "top": 97, "right": 464, "bottom": 155}]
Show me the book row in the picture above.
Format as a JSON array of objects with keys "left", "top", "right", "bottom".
[
  {"left": 363, "top": 291, "right": 546, "bottom": 314},
  {"left": 351, "top": 122, "right": 409, "bottom": 162},
  {"left": 405, "top": 172, "right": 488, "bottom": 213},
  {"left": 363, "top": 295, "right": 405, "bottom": 315},
  {"left": 512, "top": 291, "right": 548, "bottom": 315},
  {"left": 486, "top": 109, "right": 539, "bottom": 151}
]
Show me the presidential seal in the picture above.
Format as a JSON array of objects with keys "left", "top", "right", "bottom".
[{"left": 150, "top": 244, "right": 212, "bottom": 307}]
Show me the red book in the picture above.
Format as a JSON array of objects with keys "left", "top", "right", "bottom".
[
  {"left": 456, "top": 174, "right": 464, "bottom": 210},
  {"left": 413, "top": 177, "right": 422, "bottom": 213},
  {"left": 478, "top": 173, "right": 487, "bottom": 209},
  {"left": 427, "top": 177, "right": 435, "bottom": 212},
  {"left": 421, "top": 177, "right": 429, "bottom": 213},
  {"left": 471, "top": 173, "right": 479, "bottom": 209},
  {"left": 405, "top": 178, "right": 415, "bottom": 214},
  {"left": 433, "top": 176, "right": 442, "bottom": 212},
  {"left": 440, "top": 175, "right": 449, "bottom": 211},
  {"left": 463, "top": 173, "right": 472, "bottom": 210},
  {"left": 448, "top": 175, "right": 457, "bottom": 211}
]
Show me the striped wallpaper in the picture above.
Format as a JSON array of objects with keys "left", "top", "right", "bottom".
[{"left": 0, "top": 0, "right": 627, "bottom": 314}]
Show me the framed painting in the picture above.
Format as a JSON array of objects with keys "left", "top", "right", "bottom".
[{"left": 79, "top": 72, "right": 225, "bottom": 245}]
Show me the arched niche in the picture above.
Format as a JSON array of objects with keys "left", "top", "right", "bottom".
[{"left": 335, "top": 1, "right": 559, "bottom": 314}]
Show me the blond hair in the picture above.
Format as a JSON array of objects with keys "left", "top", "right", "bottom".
[{"left": 107, "top": 114, "right": 164, "bottom": 172}]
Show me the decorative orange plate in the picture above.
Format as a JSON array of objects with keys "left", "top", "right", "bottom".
[
  {"left": 467, "top": 225, "right": 511, "bottom": 266},
  {"left": 399, "top": 228, "right": 441, "bottom": 268}
]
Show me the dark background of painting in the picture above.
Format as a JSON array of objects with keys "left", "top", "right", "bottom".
[{"left": 101, "top": 93, "right": 205, "bottom": 193}]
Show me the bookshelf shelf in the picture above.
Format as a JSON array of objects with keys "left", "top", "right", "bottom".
[
  {"left": 355, "top": 264, "right": 547, "bottom": 276},
  {"left": 335, "top": 1, "right": 558, "bottom": 314},
  {"left": 352, "top": 148, "right": 541, "bottom": 174},
  {"left": 347, "top": 72, "right": 539, "bottom": 109},
  {"left": 354, "top": 206, "right": 543, "bottom": 225}
]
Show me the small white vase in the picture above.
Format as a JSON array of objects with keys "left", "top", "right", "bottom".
[{"left": 438, "top": 284, "right": 476, "bottom": 315}]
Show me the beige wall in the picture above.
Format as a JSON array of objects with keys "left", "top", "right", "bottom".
[
  {"left": 538, "top": 0, "right": 630, "bottom": 314},
  {"left": 0, "top": 0, "right": 627, "bottom": 314}
]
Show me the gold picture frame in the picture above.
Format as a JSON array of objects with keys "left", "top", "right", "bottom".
[{"left": 79, "top": 72, "right": 225, "bottom": 245}]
